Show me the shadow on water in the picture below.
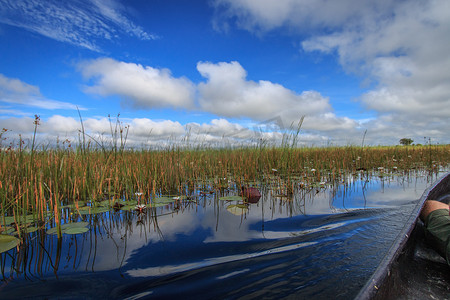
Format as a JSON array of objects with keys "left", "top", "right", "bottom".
[{"left": 0, "top": 170, "right": 447, "bottom": 299}]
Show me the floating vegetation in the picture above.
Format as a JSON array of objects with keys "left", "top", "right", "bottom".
[
  {"left": 226, "top": 204, "right": 249, "bottom": 216},
  {"left": 0, "top": 235, "right": 20, "bottom": 253},
  {"left": 46, "top": 222, "right": 89, "bottom": 235},
  {"left": 77, "top": 206, "right": 110, "bottom": 215}
]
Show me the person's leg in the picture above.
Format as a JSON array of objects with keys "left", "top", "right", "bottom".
[{"left": 420, "top": 200, "right": 450, "bottom": 265}]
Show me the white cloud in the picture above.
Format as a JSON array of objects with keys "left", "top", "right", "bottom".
[
  {"left": 79, "top": 58, "right": 196, "bottom": 110},
  {"left": 43, "top": 115, "right": 80, "bottom": 134},
  {"left": 77, "top": 58, "right": 359, "bottom": 136},
  {"left": 0, "top": 117, "right": 35, "bottom": 134},
  {"left": 129, "top": 118, "right": 185, "bottom": 137},
  {"left": 0, "top": 115, "right": 329, "bottom": 148},
  {"left": 212, "top": 0, "right": 397, "bottom": 33},
  {"left": 197, "top": 61, "right": 327, "bottom": 120},
  {"left": 193, "top": 118, "right": 246, "bottom": 136},
  {"left": 197, "top": 61, "right": 356, "bottom": 132},
  {"left": 0, "top": 0, "right": 156, "bottom": 51},
  {"left": 187, "top": 118, "right": 253, "bottom": 141},
  {"left": 0, "top": 73, "right": 84, "bottom": 111},
  {"left": 212, "top": 0, "right": 450, "bottom": 144},
  {"left": 302, "top": 113, "right": 357, "bottom": 132},
  {"left": 0, "top": 73, "right": 40, "bottom": 96},
  {"left": 89, "top": 0, "right": 155, "bottom": 41}
]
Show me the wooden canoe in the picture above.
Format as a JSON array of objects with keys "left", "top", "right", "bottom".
[{"left": 356, "top": 172, "right": 450, "bottom": 299}]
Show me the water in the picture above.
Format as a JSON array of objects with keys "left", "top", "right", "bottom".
[{"left": 0, "top": 171, "right": 446, "bottom": 299}]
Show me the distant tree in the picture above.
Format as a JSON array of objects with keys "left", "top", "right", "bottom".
[{"left": 399, "top": 138, "right": 413, "bottom": 146}]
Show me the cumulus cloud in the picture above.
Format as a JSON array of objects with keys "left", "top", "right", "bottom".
[
  {"left": 187, "top": 118, "right": 254, "bottom": 142},
  {"left": 129, "top": 118, "right": 185, "bottom": 137},
  {"left": 211, "top": 0, "right": 450, "bottom": 144},
  {"left": 76, "top": 58, "right": 359, "bottom": 136},
  {"left": 192, "top": 118, "right": 246, "bottom": 136},
  {"left": 0, "top": 114, "right": 334, "bottom": 148},
  {"left": 79, "top": 58, "right": 196, "bottom": 110},
  {"left": 197, "top": 61, "right": 357, "bottom": 131},
  {"left": 0, "top": 73, "right": 83, "bottom": 111},
  {"left": 0, "top": 0, "right": 156, "bottom": 51},
  {"left": 44, "top": 115, "right": 80, "bottom": 133},
  {"left": 0, "top": 115, "right": 79, "bottom": 137},
  {"left": 302, "top": 0, "right": 450, "bottom": 123}
]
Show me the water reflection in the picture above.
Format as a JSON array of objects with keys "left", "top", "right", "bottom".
[{"left": 0, "top": 170, "right": 446, "bottom": 299}]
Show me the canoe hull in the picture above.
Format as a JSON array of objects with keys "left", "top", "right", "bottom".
[{"left": 357, "top": 172, "right": 450, "bottom": 299}]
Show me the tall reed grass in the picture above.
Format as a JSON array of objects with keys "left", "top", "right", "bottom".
[{"left": 1, "top": 121, "right": 449, "bottom": 237}]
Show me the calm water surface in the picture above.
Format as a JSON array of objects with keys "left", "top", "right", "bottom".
[{"left": 0, "top": 170, "right": 447, "bottom": 299}]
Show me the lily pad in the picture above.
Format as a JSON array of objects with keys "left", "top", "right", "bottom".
[
  {"left": 153, "top": 196, "right": 176, "bottom": 204},
  {"left": 122, "top": 200, "right": 138, "bottom": 206},
  {"left": 219, "top": 196, "right": 244, "bottom": 201},
  {"left": 226, "top": 204, "right": 249, "bottom": 216},
  {"left": 47, "top": 222, "right": 89, "bottom": 235},
  {"left": 0, "top": 235, "right": 20, "bottom": 253},
  {"left": 96, "top": 200, "right": 113, "bottom": 207},
  {"left": 24, "top": 226, "right": 39, "bottom": 233},
  {"left": 120, "top": 205, "right": 138, "bottom": 211},
  {"left": 64, "top": 227, "right": 89, "bottom": 235},
  {"left": 46, "top": 227, "right": 59, "bottom": 235},
  {"left": 0, "top": 226, "right": 15, "bottom": 234},
  {"left": 148, "top": 202, "right": 171, "bottom": 208},
  {"left": 1, "top": 214, "right": 36, "bottom": 225},
  {"left": 77, "top": 206, "right": 110, "bottom": 215},
  {"left": 61, "top": 200, "right": 87, "bottom": 209},
  {"left": 62, "top": 222, "right": 89, "bottom": 229},
  {"left": 117, "top": 200, "right": 141, "bottom": 211}
]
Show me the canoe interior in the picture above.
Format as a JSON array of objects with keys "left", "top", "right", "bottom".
[{"left": 357, "top": 172, "right": 450, "bottom": 299}]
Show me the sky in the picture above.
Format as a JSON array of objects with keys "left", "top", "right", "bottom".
[{"left": 0, "top": 0, "right": 449, "bottom": 148}]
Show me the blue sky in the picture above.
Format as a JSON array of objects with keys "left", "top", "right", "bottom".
[{"left": 0, "top": 0, "right": 449, "bottom": 148}]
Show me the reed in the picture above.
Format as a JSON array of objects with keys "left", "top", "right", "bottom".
[{"left": 1, "top": 129, "right": 449, "bottom": 238}]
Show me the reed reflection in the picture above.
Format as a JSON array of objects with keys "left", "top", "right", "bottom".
[{"left": 0, "top": 170, "right": 444, "bottom": 283}]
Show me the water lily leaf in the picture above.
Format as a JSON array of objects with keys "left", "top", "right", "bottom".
[
  {"left": 1, "top": 214, "right": 36, "bottom": 225},
  {"left": 120, "top": 205, "right": 137, "bottom": 211},
  {"left": 47, "top": 222, "right": 89, "bottom": 235},
  {"left": 10, "top": 226, "right": 40, "bottom": 236},
  {"left": 64, "top": 227, "right": 89, "bottom": 235},
  {"left": 0, "top": 235, "right": 20, "bottom": 253},
  {"left": 77, "top": 206, "right": 110, "bottom": 215},
  {"left": 24, "top": 226, "right": 39, "bottom": 233},
  {"left": 112, "top": 201, "right": 137, "bottom": 211},
  {"left": 46, "top": 227, "right": 60, "bottom": 235},
  {"left": 148, "top": 202, "right": 170, "bottom": 208},
  {"left": 226, "top": 204, "right": 248, "bottom": 216},
  {"left": 96, "top": 200, "right": 113, "bottom": 207},
  {"left": 235, "top": 204, "right": 248, "bottom": 209},
  {"left": 219, "top": 196, "right": 243, "bottom": 201},
  {"left": 61, "top": 200, "right": 87, "bottom": 209},
  {"left": 0, "top": 217, "right": 13, "bottom": 225},
  {"left": 73, "top": 201, "right": 87, "bottom": 208},
  {"left": 153, "top": 197, "right": 175, "bottom": 204},
  {"left": 123, "top": 200, "right": 138, "bottom": 206},
  {"left": 61, "top": 222, "right": 89, "bottom": 229},
  {"left": 0, "top": 227, "right": 15, "bottom": 234}
]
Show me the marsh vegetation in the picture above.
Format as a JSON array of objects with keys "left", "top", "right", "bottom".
[{"left": 1, "top": 127, "right": 449, "bottom": 243}]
